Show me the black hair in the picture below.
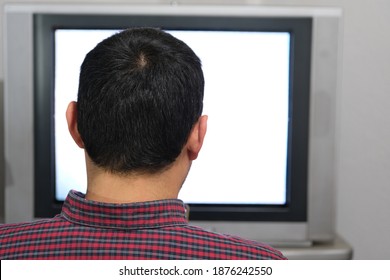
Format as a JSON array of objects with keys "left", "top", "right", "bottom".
[{"left": 77, "top": 28, "right": 204, "bottom": 174}]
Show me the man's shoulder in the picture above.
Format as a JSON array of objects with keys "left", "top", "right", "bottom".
[
  {"left": 178, "top": 224, "right": 286, "bottom": 260},
  {"left": 0, "top": 216, "right": 65, "bottom": 235}
]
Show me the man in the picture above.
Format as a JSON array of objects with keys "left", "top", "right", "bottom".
[{"left": 0, "top": 28, "right": 286, "bottom": 259}]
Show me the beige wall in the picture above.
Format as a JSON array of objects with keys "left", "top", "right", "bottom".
[{"left": 1, "top": 0, "right": 390, "bottom": 259}]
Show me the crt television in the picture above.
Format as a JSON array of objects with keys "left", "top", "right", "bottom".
[{"left": 3, "top": 4, "right": 342, "bottom": 246}]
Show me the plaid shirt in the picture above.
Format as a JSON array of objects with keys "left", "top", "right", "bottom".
[{"left": 0, "top": 190, "right": 286, "bottom": 260}]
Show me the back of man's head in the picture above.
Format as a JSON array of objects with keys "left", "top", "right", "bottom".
[{"left": 77, "top": 28, "right": 204, "bottom": 174}]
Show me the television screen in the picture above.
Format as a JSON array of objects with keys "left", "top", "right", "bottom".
[
  {"left": 54, "top": 29, "right": 290, "bottom": 206},
  {"left": 33, "top": 13, "right": 311, "bottom": 223}
]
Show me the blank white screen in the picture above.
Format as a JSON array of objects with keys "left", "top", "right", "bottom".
[{"left": 54, "top": 29, "right": 290, "bottom": 205}]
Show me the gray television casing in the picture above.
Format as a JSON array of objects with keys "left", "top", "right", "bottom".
[{"left": 2, "top": 4, "right": 342, "bottom": 246}]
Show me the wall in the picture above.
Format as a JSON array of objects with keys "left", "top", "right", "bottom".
[
  {"left": 333, "top": 0, "right": 390, "bottom": 260},
  {"left": 1, "top": 0, "right": 390, "bottom": 259}
]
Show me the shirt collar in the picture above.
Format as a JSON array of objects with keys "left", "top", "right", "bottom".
[{"left": 60, "top": 190, "right": 188, "bottom": 230}]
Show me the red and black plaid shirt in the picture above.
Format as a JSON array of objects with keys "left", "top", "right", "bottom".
[{"left": 0, "top": 190, "right": 286, "bottom": 259}]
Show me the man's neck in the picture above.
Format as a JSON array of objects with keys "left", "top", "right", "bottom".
[
  {"left": 84, "top": 152, "right": 190, "bottom": 204},
  {"left": 85, "top": 172, "right": 179, "bottom": 203}
]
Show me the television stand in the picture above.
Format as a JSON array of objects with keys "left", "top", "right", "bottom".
[{"left": 277, "top": 235, "right": 353, "bottom": 260}]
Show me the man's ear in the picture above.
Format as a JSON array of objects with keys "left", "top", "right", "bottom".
[
  {"left": 186, "top": 115, "right": 208, "bottom": 160},
  {"left": 66, "top": 101, "right": 85, "bottom": 149}
]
